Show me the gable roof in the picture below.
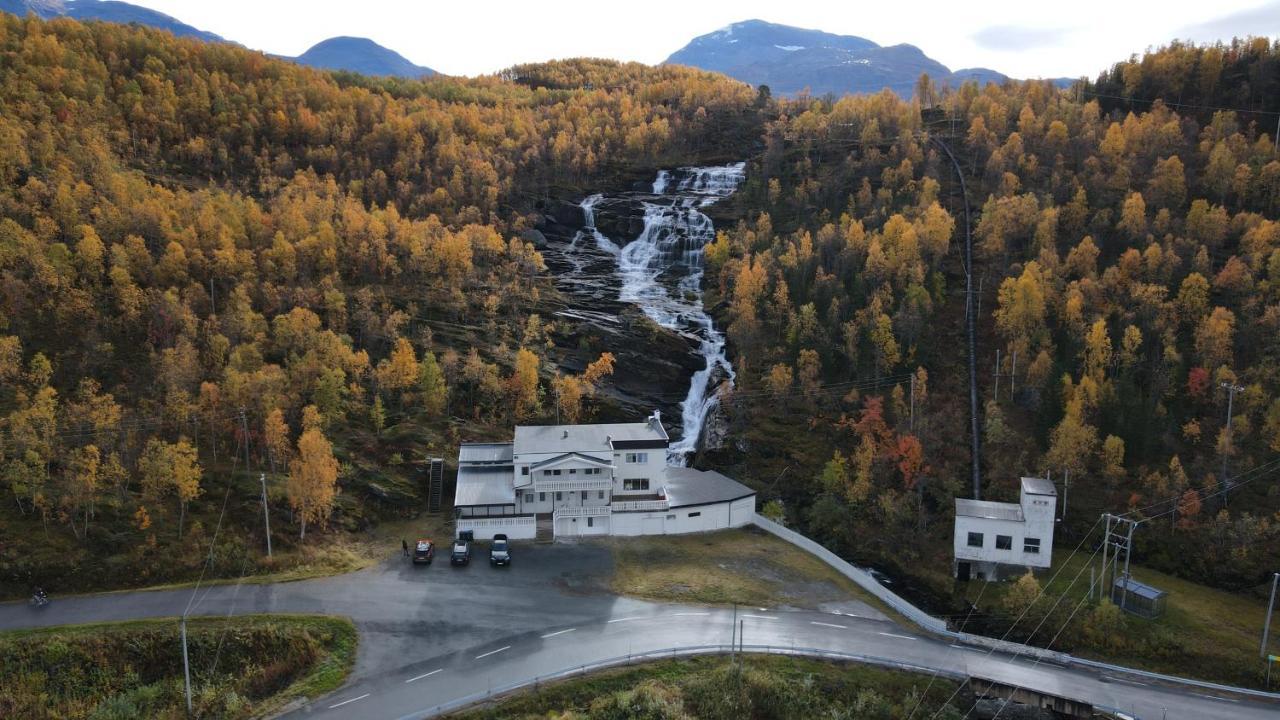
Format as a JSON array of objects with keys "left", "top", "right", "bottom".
[
  {"left": 514, "top": 419, "right": 667, "bottom": 456},
  {"left": 1021, "top": 476, "right": 1057, "bottom": 497},
  {"left": 530, "top": 452, "right": 615, "bottom": 471}
]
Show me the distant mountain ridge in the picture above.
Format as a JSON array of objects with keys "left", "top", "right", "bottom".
[
  {"left": 0, "top": 0, "right": 435, "bottom": 77},
  {"left": 290, "top": 36, "right": 435, "bottom": 78},
  {"left": 666, "top": 19, "right": 1013, "bottom": 97}
]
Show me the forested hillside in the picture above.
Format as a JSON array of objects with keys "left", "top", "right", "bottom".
[
  {"left": 0, "top": 15, "right": 762, "bottom": 593},
  {"left": 702, "top": 37, "right": 1280, "bottom": 603}
]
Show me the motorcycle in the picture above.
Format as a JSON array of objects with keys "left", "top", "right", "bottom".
[{"left": 29, "top": 591, "right": 49, "bottom": 607}]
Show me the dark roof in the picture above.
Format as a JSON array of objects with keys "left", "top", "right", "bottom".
[
  {"left": 1113, "top": 577, "right": 1167, "bottom": 599},
  {"left": 664, "top": 467, "right": 755, "bottom": 508}
]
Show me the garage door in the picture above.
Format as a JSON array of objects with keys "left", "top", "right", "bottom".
[{"left": 642, "top": 516, "right": 664, "bottom": 535}]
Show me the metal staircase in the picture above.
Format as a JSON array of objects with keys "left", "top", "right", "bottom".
[{"left": 427, "top": 458, "right": 444, "bottom": 512}]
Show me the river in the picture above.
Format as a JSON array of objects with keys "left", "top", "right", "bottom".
[{"left": 544, "top": 162, "right": 746, "bottom": 465}]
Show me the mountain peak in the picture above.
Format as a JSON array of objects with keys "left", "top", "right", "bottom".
[{"left": 294, "top": 36, "right": 435, "bottom": 78}]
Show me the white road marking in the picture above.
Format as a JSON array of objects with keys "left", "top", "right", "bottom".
[
  {"left": 328, "top": 693, "right": 370, "bottom": 709},
  {"left": 810, "top": 621, "right": 847, "bottom": 629},
  {"left": 841, "top": 612, "right": 864, "bottom": 618},
  {"left": 742, "top": 614, "right": 778, "bottom": 620},
  {"left": 671, "top": 612, "right": 709, "bottom": 617},
  {"left": 1193, "top": 693, "right": 1238, "bottom": 703},
  {"left": 541, "top": 628, "right": 576, "bottom": 639},
  {"left": 406, "top": 669, "right": 442, "bottom": 683},
  {"left": 475, "top": 646, "right": 511, "bottom": 660},
  {"left": 607, "top": 616, "right": 643, "bottom": 624},
  {"left": 1110, "top": 677, "right": 1147, "bottom": 688},
  {"left": 877, "top": 632, "right": 916, "bottom": 640}
]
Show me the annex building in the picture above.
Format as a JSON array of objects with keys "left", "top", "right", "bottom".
[
  {"left": 953, "top": 476, "right": 1058, "bottom": 581},
  {"left": 453, "top": 411, "right": 756, "bottom": 541}
]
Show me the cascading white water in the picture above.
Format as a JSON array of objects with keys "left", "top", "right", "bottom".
[{"left": 572, "top": 162, "right": 746, "bottom": 464}]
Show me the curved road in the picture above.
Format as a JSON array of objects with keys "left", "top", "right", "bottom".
[{"left": 1, "top": 543, "right": 1275, "bottom": 720}]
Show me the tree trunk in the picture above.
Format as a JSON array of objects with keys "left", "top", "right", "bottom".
[
  {"left": 178, "top": 501, "right": 186, "bottom": 538},
  {"left": 300, "top": 514, "right": 307, "bottom": 541}
]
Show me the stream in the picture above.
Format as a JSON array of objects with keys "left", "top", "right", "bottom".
[{"left": 542, "top": 162, "right": 746, "bottom": 465}]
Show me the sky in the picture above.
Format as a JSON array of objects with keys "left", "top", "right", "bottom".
[{"left": 124, "top": 0, "right": 1280, "bottom": 78}]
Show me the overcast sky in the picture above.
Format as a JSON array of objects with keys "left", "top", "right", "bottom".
[{"left": 125, "top": 0, "right": 1280, "bottom": 78}]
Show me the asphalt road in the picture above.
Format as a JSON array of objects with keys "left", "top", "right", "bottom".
[{"left": 1, "top": 542, "right": 1276, "bottom": 720}]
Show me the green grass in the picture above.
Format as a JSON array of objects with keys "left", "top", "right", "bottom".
[
  {"left": 963, "top": 547, "right": 1276, "bottom": 688},
  {"left": 0, "top": 614, "right": 356, "bottom": 719},
  {"left": 445, "top": 654, "right": 964, "bottom": 719}
]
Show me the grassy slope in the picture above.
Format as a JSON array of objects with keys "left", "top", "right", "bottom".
[
  {"left": 445, "top": 654, "right": 963, "bottom": 719},
  {"left": 964, "top": 547, "right": 1277, "bottom": 687},
  {"left": 0, "top": 614, "right": 356, "bottom": 719},
  {"left": 607, "top": 527, "right": 899, "bottom": 618}
]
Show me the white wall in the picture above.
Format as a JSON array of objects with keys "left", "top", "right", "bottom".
[
  {"left": 608, "top": 496, "right": 755, "bottom": 537},
  {"left": 555, "top": 514, "right": 610, "bottom": 537},
  {"left": 611, "top": 448, "right": 666, "bottom": 496},
  {"left": 457, "top": 516, "right": 536, "bottom": 541},
  {"left": 953, "top": 514, "right": 1051, "bottom": 569}
]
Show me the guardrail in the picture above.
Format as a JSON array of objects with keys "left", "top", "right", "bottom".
[
  {"left": 553, "top": 505, "right": 611, "bottom": 519},
  {"left": 611, "top": 499, "right": 670, "bottom": 512},
  {"left": 408, "top": 643, "right": 968, "bottom": 720},
  {"left": 749, "top": 513, "right": 1280, "bottom": 702}
]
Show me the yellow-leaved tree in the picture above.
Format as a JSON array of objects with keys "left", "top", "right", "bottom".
[{"left": 287, "top": 426, "right": 339, "bottom": 541}]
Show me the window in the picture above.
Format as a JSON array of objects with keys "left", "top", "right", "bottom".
[
  {"left": 688, "top": 512, "right": 701, "bottom": 518},
  {"left": 623, "top": 478, "right": 650, "bottom": 491},
  {"left": 569, "top": 469, "right": 577, "bottom": 474},
  {"left": 552, "top": 469, "right": 562, "bottom": 476},
  {"left": 967, "top": 532, "right": 984, "bottom": 548},
  {"left": 521, "top": 467, "right": 529, "bottom": 476},
  {"left": 580, "top": 490, "right": 587, "bottom": 500},
  {"left": 1024, "top": 537, "right": 1041, "bottom": 554},
  {"left": 666, "top": 514, "right": 676, "bottom": 520},
  {"left": 555, "top": 492, "right": 562, "bottom": 501},
  {"left": 625, "top": 452, "right": 648, "bottom": 464},
  {"left": 587, "top": 517, "right": 594, "bottom": 527},
  {"left": 996, "top": 535, "right": 1012, "bottom": 550},
  {"left": 598, "top": 490, "right": 605, "bottom": 499},
  {"left": 538, "top": 492, "right": 545, "bottom": 502}
]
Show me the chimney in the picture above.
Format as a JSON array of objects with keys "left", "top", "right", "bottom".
[{"left": 650, "top": 409, "right": 662, "bottom": 427}]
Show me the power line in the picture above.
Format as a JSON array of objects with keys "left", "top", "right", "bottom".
[{"left": 1079, "top": 89, "right": 1280, "bottom": 117}]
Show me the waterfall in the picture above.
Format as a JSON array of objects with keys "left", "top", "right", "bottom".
[{"left": 565, "top": 162, "right": 746, "bottom": 464}]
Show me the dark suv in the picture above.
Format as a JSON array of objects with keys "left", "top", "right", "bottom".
[
  {"left": 412, "top": 539, "right": 434, "bottom": 564},
  {"left": 489, "top": 534, "right": 511, "bottom": 566},
  {"left": 450, "top": 538, "right": 471, "bottom": 566}
]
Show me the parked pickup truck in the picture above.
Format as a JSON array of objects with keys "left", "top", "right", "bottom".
[
  {"left": 489, "top": 534, "right": 511, "bottom": 566},
  {"left": 450, "top": 538, "right": 471, "bottom": 566}
]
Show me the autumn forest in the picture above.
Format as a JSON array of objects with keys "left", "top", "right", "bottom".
[{"left": 1, "top": 13, "right": 1279, "bottom": 677}]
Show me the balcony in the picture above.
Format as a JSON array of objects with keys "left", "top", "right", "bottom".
[
  {"left": 536, "top": 477, "right": 614, "bottom": 492},
  {"left": 554, "top": 505, "right": 611, "bottom": 519}
]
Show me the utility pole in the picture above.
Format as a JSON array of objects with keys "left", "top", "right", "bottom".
[
  {"left": 240, "top": 408, "right": 270, "bottom": 556},
  {"left": 181, "top": 617, "right": 193, "bottom": 715},
  {"left": 260, "top": 473, "right": 272, "bottom": 558},
  {"left": 1263, "top": 572, "right": 1279, "bottom": 657},
  {"left": 909, "top": 373, "right": 916, "bottom": 433},
  {"left": 1062, "top": 469, "right": 1069, "bottom": 522},
  {"left": 994, "top": 349, "right": 1001, "bottom": 402},
  {"left": 1220, "top": 382, "right": 1244, "bottom": 490},
  {"left": 1101, "top": 513, "right": 1139, "bottom": 611}
]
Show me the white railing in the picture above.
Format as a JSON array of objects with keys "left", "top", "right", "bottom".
[
  {"left": 611, "top": 499, "right": 669, "bottom": 512},
  {"left": 553, "top": 505, "right": 611, "bottom": 519},
  {"left": 459, "top": 516, "right": 535, "bottom": 528},
  {"left": 536, "top": 478, "right": 613, "bottom": 492}
]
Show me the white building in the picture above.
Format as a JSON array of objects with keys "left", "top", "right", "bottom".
[
  {"left": 953, "top": 477, "right": 1057, "bottom": 581},
  {"left": 453, "top": 411, "right": 756, "bottom": 541}
]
